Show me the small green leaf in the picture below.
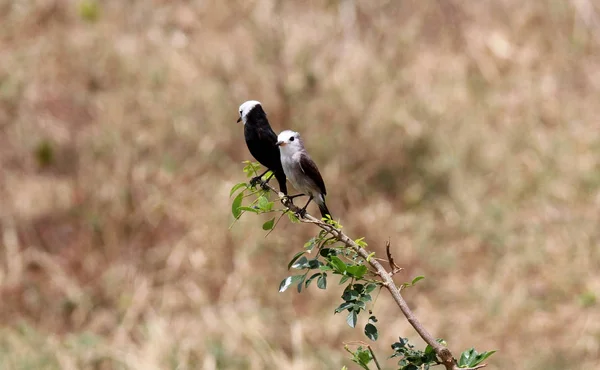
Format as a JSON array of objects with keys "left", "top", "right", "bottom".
[
  {"left": 317, "top": 273, "right": 327, "bottom": 289},
  {"left": 334, "top": 301, "right": 354, "bottom": 313},
  {"left": 346, "top": 265, "right": 368, "bottom": 279},
  {"left": 342, "top": 289, "right": 359, "bottom": 301},
  {"left": 237, "top": 206, "right": 259, "bottom": 213},
  {"left": 262, "top": 218, "right": 275, "bottom": 230},
  {"left": 356, "top": 348, "right": 372, "bottom": 365},
  {"left": 243, "top": 161, "right": 262, "bottom": 177},
  {"left": 366, "top": 252, "right": 375, "bottom": 261},
  {"left": 279, "top": 275, "right": 304, "bottom": 293},
  {"left": 262, "top": 170, "right": 273, "bottom": 180},
  {"left": 307, "top": 259, "right": 320, "bottom": 269},
  {"left": 354, "top": 237, "right": 368, "bottom": 248},
  {"left": 472, "top": 350, "right": 496, "bottom": 366},
  {"left": 229, "top": 182, "right": 248, "bottom": 197},
  {"left": 231, "top": 192, "right": 244, "bottom": 219},
  {"left": 359, "top": 294, "right": 372, "bottom": 303},
  {"left": 305, "top": 273, "right": 321, "bottom": 288},
  {"left": 320, "top": 248, "right": 336, "bottom": 258},
  {"left": 411, "top": 275, "right": 425, "bottom": 285},
  {"left": 329, "top": 256, "right": 347, "bottom": 273},
  {"left": 346, "top": 311, "right": 358, "bottom": 328},
  {"left": 339, "top": 275, "right": 350, "bottom": 284},
  {"left": 364, "top": 323, "right": 378, "bottom": 341},
  {"left": 365, "top": 283, "right": 378, "bottom": 293},
  {"left": 304, "top": 237, "right": 319, "bottom": 252},
  {"left": 257, "top": 196, "right": 270, "bottom": 210},
  {"left": 292, "top": 256, "right": 309, "bottom": 269},
  {"left": 287, "top": 251, "right": 306, "bottom": 270},
  {"left": 458, "top": 348, "right": 475, "bottom": 367},
  {"left": 287, "top": 212, "right": 300, "bottom": 223}
]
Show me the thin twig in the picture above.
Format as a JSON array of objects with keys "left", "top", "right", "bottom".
[
  {"left": 386, "top": 239, "right": 402, "bottom": 275},
  {"left": 259, "top": 182, "right": 484, "bottom": 370},
  {"left": 368, "top": 345, "right": 382, "bottom": 370}
]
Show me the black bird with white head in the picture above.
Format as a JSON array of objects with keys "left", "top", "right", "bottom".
[
  {"left": 276, "top": 130, "right": 331, "bottom": 218},
  {"left": 237, "top": 100, "right": 288, "bottom": 195}
]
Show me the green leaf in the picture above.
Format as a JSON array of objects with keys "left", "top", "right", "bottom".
[
  {"left": 307, "top": 259, "right": 321, "bottom": 269},
  {"left": 346, "top": 265, "right": 368, "bottom": 279},
  {"left": 317, "top": 273, "right": 327, "bottom": 289},
  {"left": 339, "top": 275, "right": 350, "bottom": 284},
  {"left": 262, "top": 218, "right": 275, "bottom": 230},
  {"left": 229, "top": 182, "right": 247, "bottom": 197},
  {"left": 342, "top": 289, "right": 359, "bottom": 301},
  {"left": 334, "top": 301, "right": 354, "bottom": 313},
  {"left": 287, "top": 251, "right": 306, "bottom": 270},
  {"left": 262, "top": 170, "right": 273, "bottom": 180},
  {"left": 257, "top": 196, "right": 271, "bottom": 211},
  {"left": 329, "top": 256, "right": 347, "bottom": 273},
  {"left": 320, "top": 248, "right": 336, "bottom": 258},
  {"left": 292, "top": 256, "right": 309, "bottom": 269},
  {"left": 237, "top": 206, "right": 259, "bottom": 213},
  {"left": 304, "top": 237, "right": 318, "bottom": 252},
  {"left": 356, "top": 348, "right": 372, "bottom": 365},
  {"left": 364, "top": 323, "right": 378, "bottom": 341},
  {"left": 365, "top": 283, "right": 378, "bottom": 293},
  {"left": 231, "top": 192, "right": 244, "bottom": 219},
  {"left": 243, "top": 161, "right": 262, "bottom": 176},
  {"left": 287, "top": 212, "right": 300, "bottom": 223},
  {"left": 359, "top": 294, "right": 372, "bottom": 303},
  {"left": 411, "top": 275, "right": 425, "bottom": 285},
  {"left": 279, "top": 275, "right": 304, "bottom": 293},
  {"left": 458, "top": 348, "right": 475, "bottom": 367},
  {"left": 346, "top": 311, "right": 358, "bottom": 328},
  {"left": 472, "top": 350, "right": 496, "bottom": 366},
  {"left": 305, "top": 273, "right": 321, "bottom": 288},
  {"left": 354, "top": 237, "right": 368, "bottom": 248},
  {"left": 424, "top": 344, "right": 435, "bottom": 356}
]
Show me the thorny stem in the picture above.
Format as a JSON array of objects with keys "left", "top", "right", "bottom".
[{"left": 257, "top": 182, "right": 489, "bottom": 370}]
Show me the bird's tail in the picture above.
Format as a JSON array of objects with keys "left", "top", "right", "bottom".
[
  {"left": 316, "top": 194, "right": 331, "bottom": 219},
  {"left": 274, "top": 171, "right": 288, "bottom": 195}
]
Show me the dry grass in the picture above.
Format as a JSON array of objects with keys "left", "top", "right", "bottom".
[{"left": 1, "top": 0, "right": 599, "bottom": 369}]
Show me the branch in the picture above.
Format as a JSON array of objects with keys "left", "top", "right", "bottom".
[{"left": 260, "top": 182, "right": 484, "bottom": 370}]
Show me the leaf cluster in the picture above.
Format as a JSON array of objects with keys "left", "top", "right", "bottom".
[{"left": 231, "top": 163, "right": 496, "bottom": 370}]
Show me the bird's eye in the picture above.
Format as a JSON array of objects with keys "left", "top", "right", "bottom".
[
  {"left": 239, "top": 111, "right": 242, "bottom": 116},
  {"left": 290, "top": 137, "right": 295, "bottom": 142}
]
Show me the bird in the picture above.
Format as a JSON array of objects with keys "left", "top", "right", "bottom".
[
  {"left": 237, "top": 100, "right": 287, "bottom": 195},
  {"left": 276, "top": 130, "right": 331, "bottom": 218}
]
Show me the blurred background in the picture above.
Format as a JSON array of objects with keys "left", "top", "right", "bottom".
[{"left": 1, "top": 0, "right": 599, "bottom": 369}]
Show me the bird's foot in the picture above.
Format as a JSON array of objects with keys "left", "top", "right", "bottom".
[
  {"left": 296, "top": 208, "right": 307, "bottom": 218},
  {"left": 249, "top": 176, "right": 270, "bottom": 191}
]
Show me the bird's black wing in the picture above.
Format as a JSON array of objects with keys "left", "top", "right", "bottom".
[
  {"left": 299, "top": 153, "right": 327, "bottom": 195},
  {"left": 244, "top": 125, "right": 282, "bottom": 171}
]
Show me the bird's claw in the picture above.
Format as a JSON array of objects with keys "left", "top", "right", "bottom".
[
  {"left": 249, "top": 176, "right": 262, "bottom": 188},
  {"left": 296, "top": 208, "right": 307, "bottom": 218}
]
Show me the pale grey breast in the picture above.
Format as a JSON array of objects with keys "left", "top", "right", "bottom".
[{"left": 282, "top": 152, "right": 319, "bottom": 196}]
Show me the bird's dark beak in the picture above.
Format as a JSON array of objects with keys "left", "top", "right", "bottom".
[
  {"left": 276, "top": 141, "right": 284, "bottom": 146},
  {"left": 237, "top": 117, "right": 242, "bottom": 123}
]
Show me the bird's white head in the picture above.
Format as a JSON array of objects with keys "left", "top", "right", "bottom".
[
  {"left": 237, "top": 100, "right": 261, "bottom": 124},
  {"left": 276, "top": 130, "right": 303, "bottom": 154}
]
